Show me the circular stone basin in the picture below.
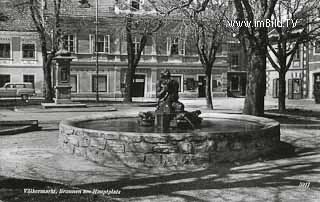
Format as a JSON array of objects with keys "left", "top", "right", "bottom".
[
  {"left": 75, "top": 118, "right": 264, "bottom": 133},
  {"left": 59, "top": 113, "right": 280, "bottom": 170}
]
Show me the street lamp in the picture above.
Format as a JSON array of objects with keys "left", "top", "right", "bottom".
[{"left": 79, "top": 0, "right": 99, "bottom": 102}]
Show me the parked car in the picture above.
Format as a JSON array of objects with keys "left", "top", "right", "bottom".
[{"left": 0, "top": 82, "right": 35, "bottom": 100}]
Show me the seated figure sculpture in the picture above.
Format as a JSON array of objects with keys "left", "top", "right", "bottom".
[
  {"left": 156, "top": 70, "right": 184, "bottom": 113},
  {"left": 138, "top": 70, "right": 202, "bottom": 130}
]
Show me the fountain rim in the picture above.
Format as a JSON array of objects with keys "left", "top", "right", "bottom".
[{"left": 59, "top": 112, "right": 280, "bottom": 137}]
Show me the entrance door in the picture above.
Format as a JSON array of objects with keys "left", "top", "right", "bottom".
[
  {"left": 198, "top": 76, "right": 206, "bottom": 97},
  {"left": 132, "top": 74, "right": 145, "bottom": 97}
]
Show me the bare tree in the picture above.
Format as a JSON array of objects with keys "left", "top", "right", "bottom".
[
  {"left": 179, "top": 1, "right": 231, "bottom": 109},
  {"left": 232, "top": 0, "right": 278, "bottom": 116},
  {"left": 14, "top": 0, "right": 65, "bottom": 103},
  {"left": 116, "top": 0, "right": 163, "bottom": 103},
  {"left": 150, "top": 0, "right": 232, "bottom": 109},
  {"left": 267, "top": 0, "right": 320, "bottom": 112}
]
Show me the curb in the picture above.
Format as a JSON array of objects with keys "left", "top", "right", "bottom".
[{"left": 0, "top": 120, "right": 40, "bottom": 136}]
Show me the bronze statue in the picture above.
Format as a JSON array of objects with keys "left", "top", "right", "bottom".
[
  {"left": 139, "top": 70, "right": 202, "bottom": 130},
  {"left": 156, "top": 70, "right": 184, "bottom": 113}
]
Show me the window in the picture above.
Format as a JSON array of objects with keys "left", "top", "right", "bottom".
[
  {"left": 63, "top": 35, "right": 75, "bottom": 52},
  {"left": 186, "top": 78, "right": 195, "bottom": 90},
  {"left": 133, "top": 37, "right": 140, "bottom": 54},
  {"left": 168, "top": 37, "right": 185, "bottom": 56},
  {"left": 0, "top": 43, "right": 10, "bottom": 58},
  {"left": 22, "top": 43, "right": 35, "bottom": 59},
  {"left": 231, "top": 54, "right": 239, "bottom": 66},
  {"left": 91, "top": 35, "right": 110, "bottom": 53},
  {"left": 171, "top": 38, "right": 179, "bottom": 55},
  {"left": 131, "top": 0, "right": 140, "bottom": 11},
  {"left": 23, "top": 75, "right": 35, "bottom": 88},
  {"left": 0, "top": 74, "right": 10, "bottom": 87},
  {"left": 315, "top": 41, "right": 320, "bottom": 54},
  {"left": 171, "top": 75, "right": 183, "bottom": 92},
  {"left": 92, "top": 75, "right": 107, "bottom": 92},
  {"left": 70, "top": 75, "right": 77, "bottom": 93}
]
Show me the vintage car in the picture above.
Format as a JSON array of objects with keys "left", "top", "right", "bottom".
[{"left": 0, "top": 82, "right": 35, "bottom": 100}]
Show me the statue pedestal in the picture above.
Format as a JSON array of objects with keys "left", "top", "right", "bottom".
[
  {"left": 42, "top": 53, "right": 86, "bottom": 109},
  {"left": 155, "top": 112, "right": 171, "bottom": 132}
]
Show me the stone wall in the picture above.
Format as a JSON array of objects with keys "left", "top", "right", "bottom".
[{"left": 59, "top": 113, "right": 280, "bottom": 169}]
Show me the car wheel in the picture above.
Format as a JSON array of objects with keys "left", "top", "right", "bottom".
[{"left": 21, "top": 94, "right": 29, "bottom": 101}]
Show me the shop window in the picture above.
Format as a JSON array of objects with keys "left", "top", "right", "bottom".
[
  {"left": 0, "top": 74, "right": 10, "bottom": 87},
  {"left": 186, "top": 78, "right": 195, "bottom": 90},
  {"left": 70, "top": 75, "right": 77, "bottom": 93},
  {"left": 22, "top": 43, "right": 35, "bottom": 59},
  {"left": 92, "top": 75, "right": 107, "bottom": 92},
  {"left": 23, "top": 75, "right": 35, "bottom": 88},
  {"left": 0, "top": 43, "right": 10, "bottom": 58}
]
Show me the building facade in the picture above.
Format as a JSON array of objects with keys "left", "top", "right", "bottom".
[
  {"left": 0, "top": 0, "right": 247, "bottom": 100},
  {"left": 266, "top": 41, "right": 320, "bottom": 100}
]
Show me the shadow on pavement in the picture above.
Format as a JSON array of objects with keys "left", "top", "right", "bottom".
[{"left": 73, "top": 142, "right": 320, "bottom": 200}]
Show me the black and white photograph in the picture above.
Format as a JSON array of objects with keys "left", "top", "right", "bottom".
[{"left": 0, "top": 0, "right": 319, "bottom": 201}]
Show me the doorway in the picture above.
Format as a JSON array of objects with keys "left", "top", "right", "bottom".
[
  {"left": 198, "top": 75, "right": 206, "bottom": 97},
  {"left": 132, "top": 74, "right": 145, "bottom": 97}
]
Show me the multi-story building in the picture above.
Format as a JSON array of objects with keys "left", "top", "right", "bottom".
[
  {"left": 0, "top": 1, "right": 43, "bottom": 94},
  {"left": 266, "top": 41, "right": 320, "bottom": 101},
  {"left": 0, "top": 0, "right": 247, "bottom": 100},
  {"left": 266, "top": 44, "right": 308, "bottom": 99}
]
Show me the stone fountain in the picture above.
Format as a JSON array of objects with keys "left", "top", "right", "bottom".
[{"left": 59, "top": 70, "right": 281, "bottom": 171}]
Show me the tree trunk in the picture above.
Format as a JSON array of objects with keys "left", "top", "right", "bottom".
[
  {"left": 205, "top": 70, "right": 213, "bottom": 110},
  {"left": 278, "top": 71, "right": 286, "bottom": 112},
  {"left": 123, "top": 63, "right": 134, "bottom": 103},
  {"left": 42, "top": 56, "right": 54, "bottom": 103},
  {"left": 243, "top": 49, "right": 266, "bottom": 116},
  {"left": 123, "top": 16, "right": 134, "bottom": 103}
]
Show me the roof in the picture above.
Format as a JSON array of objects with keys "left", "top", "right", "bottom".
[
  {"left": 48, "top": 0, "right": 116, "bottom": 17},
  {"left": 0, "top": 0, "right": 117, "bottom": 32},
  {"left": 0, "top": 1, "right": 36, "bottom": 32}
]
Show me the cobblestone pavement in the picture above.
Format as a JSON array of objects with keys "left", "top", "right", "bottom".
[{"left": 0, "top": 97, "right": 319, "bottom": 202}]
